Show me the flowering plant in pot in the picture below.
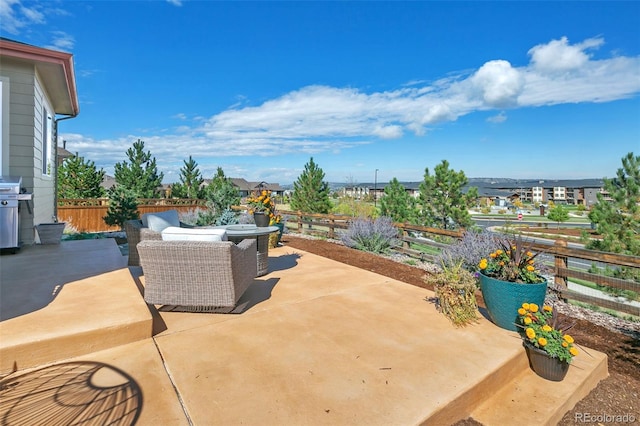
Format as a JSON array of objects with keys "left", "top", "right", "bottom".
[
  {"left": 517, "top": 302, "right": 578, "bottom": 381},
  {"left": 246, "top": 190, "right": 276, "bottom": 227},
  {"left": 477, "top": 237, "right": 549, "bottom": 331}
]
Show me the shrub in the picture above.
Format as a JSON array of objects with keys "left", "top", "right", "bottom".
[
  {"left": 215, "top": 208, "right": 239, "bottom": 226},
  {"left": 341, "top": 216, "right": 399, "bottom": 254},
  {"left": 436, "top": 229, "right": 498, "bottom": 273}
]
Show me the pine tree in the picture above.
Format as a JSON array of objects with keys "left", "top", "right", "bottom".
[
  {"left": 588, "top": 152, "right": 640, "bottom": 256},
  {"left": 417, "top": 160, "right": 477, "bottom": 230},
  {"left": 290, "top": 157, "right": 332, "bottom": 214},
  {"left": 200, "top": 167, "right": 240, "bottom": 223},
  {"left": 171, "top": 156, "right": 204, "bottom": 199},
  {"left": 57, "top": 154, "right": 106, "bottom": 199},
  {"left": 379, "top": 178, "right": 417, "bottom": 223},
  {"left": 113, "top": 139, "right": 163, "bottom": 198},
  {"left": 103, "top": 186, "right": 139, "bottom": 230}
]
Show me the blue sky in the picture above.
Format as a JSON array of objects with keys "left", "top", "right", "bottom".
[{"left": 3, "top": 1, "right": 639, "bottom": 184}]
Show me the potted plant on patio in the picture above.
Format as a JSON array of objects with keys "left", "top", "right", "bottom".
[
  {"left": 517, "top": 302, "right": 578, "bottom": 381},
  {"left": 477, "top": 237, "right": 548, "bottom": 331},
  {"left": 35, "top": 217, "right": 66, "bottom": 245},
  {"left": 246, "top": 190, "right": 276, "bottom": 227}
]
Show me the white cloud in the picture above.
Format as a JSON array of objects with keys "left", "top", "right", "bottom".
[
  {"left": 487, "top": 112, "right": 507, "bottom": 124},
  {"left": 528, "top": 36, "right": 604, "bottom": 73},
  {"left": 0, "top": 0, "right": 44, "bottom": 34},
  {"left": 44, "top": 31, "right": 74, "bottom": 52},
  {"left": 166, "top": 0, "right": 183, "bottom": 6},
  {"left": 61, "top": 36, "right": 640, "bottom": 182}
]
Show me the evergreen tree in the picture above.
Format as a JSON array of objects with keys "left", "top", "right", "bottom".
[
  {"left": 57, "top": 154, "right": 106, "bottom": 198},
  {"left": 103, "top": 186, "right": 139, "bottom": 230},
  {"left": 547, "top": 204, "right": 570, "bottom": 228},
  {"left": 171, "top": 156, "right": 204, "bottom": 198},
  {"left": 200, "top": 167, "right": 240, "bottom": 224},
  {"left": 417, "top": 160, "right": 477, "bottom": 230},
  {"left": 588, "top": 152, "right": 640, "bottom": 256},
  {"left": 290, "top": 157, "right": 332, "bottom": 214},
  {"left": 379, "top": 178, "right": 417, "bottom": 223},
  {"left": 113, "top": 139, "right": 163, "bottom": 198}
]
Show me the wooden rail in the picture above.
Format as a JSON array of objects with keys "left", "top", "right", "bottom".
[{"left": 58, "top": 202, "right": 640, "bottom": 317}]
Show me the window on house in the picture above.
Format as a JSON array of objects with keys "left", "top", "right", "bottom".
[{"left": 42, "top": 107, "right": 53, "bottom": 176}]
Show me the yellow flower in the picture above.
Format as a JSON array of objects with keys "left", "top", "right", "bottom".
[
  {"left": 496, "top": 249, "right": 503, "bottom": 255},
  {"left": 522, "top": 303, "right": 530, "bottom": 310},
  {"left": 529, "top": 303, "right": 539, "bottom": 313},
  {"left": 543, "top": 305, "right": 553, "bottom": 312},
  {"left": 564, "top": 335, "right": 574, "bottom": 344},
  {"left": 562, "top": 341, "right": 568, "bottom": 348},
  {"left": 526, "top": 251, "right": 533, "bottom": 257},
  {"left": 526, "top": 328, "right": 536, "bottom": 339},
  {"left": 524, "top": 317, "right": 532, "bottom": 325},
  {"left": 490, "top": 252, "right": 497, "bottom": 258},
  {"left": 499, "top": 261, "right": 505, "bottom": 266},
  {"left": 518, "top": 308, "right": 526, "bottom": 315},
  {"left": 528, "top": 259, "right": 535, "bottom": 265},
  {"left": 526, "top": 265, "right": 535, "bottom": 272},
  {"left": 569, "top": 347, "right": 579, "bottom": 356},
  {"left": 479, "top": 259, "right": 488, "bottom": 270},
  {"left": 538, "top": 337, "right": 547, "bottom": 346},
  {"left": 542, "top": 325, "right": 552, "bottom": 332}
]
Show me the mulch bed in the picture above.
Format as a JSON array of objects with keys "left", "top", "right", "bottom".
[{"left": 281, "top": 234, "right": 640, "bottom": 425}]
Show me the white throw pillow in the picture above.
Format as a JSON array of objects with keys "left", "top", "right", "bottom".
[
  {"left": 161, "top": 227, "right": 228, "bottom": 242},
  {"left": 142, "top": 210, "right": 181, "bottom": 232}
]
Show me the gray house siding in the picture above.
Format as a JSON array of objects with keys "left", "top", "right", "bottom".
[{"left": 2, "top": 58, "right": 56, "bottom": 244}]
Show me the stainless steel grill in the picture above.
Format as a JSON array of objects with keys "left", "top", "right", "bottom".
[{"left": 0, "top": 176, "right": 23, "bottom": 251}]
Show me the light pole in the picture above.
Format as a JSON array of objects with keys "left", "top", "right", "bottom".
[{"left": 374, "top": 169, "right": 379, "bottom": 208}]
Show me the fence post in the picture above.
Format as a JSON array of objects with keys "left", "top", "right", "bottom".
[
  {"left": 329, "top": 217, "right": 335, "bottom": 239},
  {"left": 297, "top": 211, "right": 302, "bottom": 233},
  {"left": 554, "top": 239, "right": 568, "bottom": 289},
  {"left": 403, "top": 229, "right": 410, "bottom": 250}
]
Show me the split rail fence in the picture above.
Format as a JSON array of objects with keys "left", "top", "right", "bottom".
[{"left": 58, "top": 200, "right": 640, "bottom": 317}]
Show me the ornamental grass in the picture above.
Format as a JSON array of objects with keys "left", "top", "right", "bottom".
[{"left": 427, "top": 256, "right": 479, "bottom": 327}]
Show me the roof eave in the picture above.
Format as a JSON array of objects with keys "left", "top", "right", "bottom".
[{"left": 0, "top": 39, "right": 79, "bottom": 116}]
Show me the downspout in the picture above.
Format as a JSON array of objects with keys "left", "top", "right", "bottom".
[{"left": 53, "top": 114, "right": 77, "bottom": 220}]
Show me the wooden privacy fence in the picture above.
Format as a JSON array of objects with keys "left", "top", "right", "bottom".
[{"left": 57, "top": 198, "right": 206, "bottom": 232}]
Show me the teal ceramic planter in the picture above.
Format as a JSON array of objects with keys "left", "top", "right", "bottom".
[{"left": 479, "top": 273, "right": 547, "bottom": 331}]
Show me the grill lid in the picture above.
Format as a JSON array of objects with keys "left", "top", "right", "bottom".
[{"left": 0, "top": 176, "right": 22, "bottom": 194}]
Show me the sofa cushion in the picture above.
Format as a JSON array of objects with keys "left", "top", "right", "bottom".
[
  {"left": 142, "top": 210, "right": 181, "bottom": 232},
  {"left": 161, "top": 227, "right": 228, "bottom": 242}
]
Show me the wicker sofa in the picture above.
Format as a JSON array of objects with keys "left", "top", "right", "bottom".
[{"left": 137, "top": 238, "right": 257, "bottom": 312}]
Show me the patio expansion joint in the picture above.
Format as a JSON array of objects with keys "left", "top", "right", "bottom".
[{"left": 151, "top": 336, "right": 194, "bottom": 425}]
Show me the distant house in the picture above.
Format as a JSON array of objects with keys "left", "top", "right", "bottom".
[
  {"left": 198, "top": 178, "right": 284, "bottom": 198},
  {"left": 0, "top": 38, "right": 79, "bottom": 244}
]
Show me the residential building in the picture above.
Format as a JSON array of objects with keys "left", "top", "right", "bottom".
[{"left": 1, "top": 38, "right": 79, "bottom": 245}]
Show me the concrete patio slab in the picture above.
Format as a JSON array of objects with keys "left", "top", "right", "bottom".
[{"left": 0, "top": 240, "right": 608, "bottom": 425}]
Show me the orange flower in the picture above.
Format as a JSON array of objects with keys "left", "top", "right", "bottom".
[
  {"left": 529, "top": 303, "right": 539, "bottom": 313},
  {"left": 526, "top": 265, "right": 535, "bottom": 272},
  {"left": 562, "top": 342, "right": 568, "bottom": 348},
  {"left": 538, "top": 337, "right": 547, "bottom": 346},
  {"left": 522, "top": 303, "right": 530, "bottom": 310},
  {"left": 526, "top": 251, "right": 533, "bottom": 257},
  {"left": 496, "top": 249, "right": 503, "bottom": 255},
  {"left": 543, "top": 305, "right": 552, "bottom": 312},
  {"left": 518, "top": 308, "right": 526, "bottom": 315},
  {"left": 490, "top": 252, "right": 497, "bottom": 258}
]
